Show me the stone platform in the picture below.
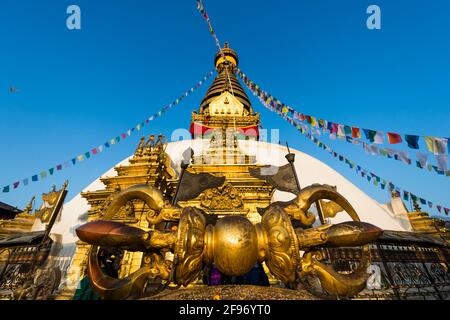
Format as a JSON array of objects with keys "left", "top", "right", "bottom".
[{"left": 145, "top": 285, "right": 321, "bottom": 300}]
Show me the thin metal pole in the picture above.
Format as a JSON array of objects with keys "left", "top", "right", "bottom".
[
  {"left": 285, "top": 142, "right": 326, "bottom": 225},
  {"left": 171, "top": 163, "right": 188, "bottom": 207}
]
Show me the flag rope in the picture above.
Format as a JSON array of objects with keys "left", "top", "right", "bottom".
[
  {"left": 237, "top": 69, "right": 449, "bottom": 157},
  {"left": 196, "top": 0, "right": 237, "bottom": 130},
  {"left": 237, "top": 69, "right": 450, "bottom": 177},
  {"left": 240, "top": 69, "right": 449, "bottom": 216},
  {"left": 1, "top": 70, "right": 214, "bottom": 194}
]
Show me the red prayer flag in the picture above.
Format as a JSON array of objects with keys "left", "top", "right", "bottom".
[
  {"left": 92, "top": 148, "right": 98, "bottom": 155},
  {"left": 444, "top": 207, "right": 449, "bottom": 215},
  {"left": 387, "top": 132, "right": 403, "bottom": 144},
  {"left": 351, "top": 127, "right": 361, "bottom": 138}
]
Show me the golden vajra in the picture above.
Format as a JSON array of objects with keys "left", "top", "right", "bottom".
[{"left": 76, "top": 184, "right": 382, "bottom": 299}]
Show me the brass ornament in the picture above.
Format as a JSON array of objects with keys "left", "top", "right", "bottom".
[
  {"left": 200, "top": 183, "right": 243, "bottom": 210},
  {"left": 260, "top": 205, "right": 300, "bottom": 287},
  {"left": 76, "top": 183, "right": 382, "bottom": 299},
  {"left": 174, "top": 207, "right": 207, "bottom": 286}
]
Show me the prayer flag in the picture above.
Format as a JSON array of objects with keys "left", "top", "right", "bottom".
[
  {"left": 425, "top": 137, "right": 448, "bottom": 155},
  {"left": 32, "top": 175, "right": 38, "bottom": 181},
  {"left": 403, "top": 191, "right": 409, "bottom": 201},
  {"left": 405, "top": 135, "right": 419, "bottom": 149},
  {"left": 363, "top": 129, "right": 376, "bottom": 142},
  {"left": 387, "top": 132, "right": 402, "bottom": 144},
  {"left": 435, "top": 154, "right": 448, "bottom": 171},
  {"left": 351, "top": 127, "right": 361, "bottom": 138},
  {"left": 13, "top": 181, "right": 19, "bottom": 189},
  {"left": 49, "top": 168, "right": 55, "bottom": 175},
  {"left": 374, "top": 131, "right": 384, "bottom": 144},
  {"left": 416, "top": 152, "right": 428, "bottom": 167},
  {"left": 23, "top": 178, "right": 29, "bottom": 186},
  {"left": 331, "top": 123, "right": 338, "bottom": 134},
  {"left": 344, "top": 125, "right": 352, "bottom": 135},
  {"left": 337, "top": 125, "right": 345, "bottom": 137},
  {"left": 2, "top": 185, "right": 9, "bottom": 193}
]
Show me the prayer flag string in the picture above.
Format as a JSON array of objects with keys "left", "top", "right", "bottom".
[
  {"left": 1, "top": 71, "right": 214, "bottom": 194},
  {"left": 237, "top": 69, "right": 450, "bottom": 177},
  {"left": 239, "top": 69, "right": 449, "bottom": 216},
  {"left": 237, "top": 69, "right": 449, "bottom": 157}
]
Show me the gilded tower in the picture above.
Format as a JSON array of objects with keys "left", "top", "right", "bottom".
[
  {"left": 190, "top": 42, "right": 260, "bottom": 140},
  {"left": 180, "top": 43, "right": 273, "bottom": 223}
]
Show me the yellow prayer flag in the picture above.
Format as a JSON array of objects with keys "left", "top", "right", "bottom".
[{"left": 77, "top": 155, "right": 84, "bottom": 161}]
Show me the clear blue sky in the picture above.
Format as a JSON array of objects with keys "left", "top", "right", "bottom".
[{"left": 1, "top": 0, "right": 449, "bottom": 216}]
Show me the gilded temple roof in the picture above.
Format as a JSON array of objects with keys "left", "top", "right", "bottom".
[{"left": 199, "top": 43, "right": 253, "bottom": 115}]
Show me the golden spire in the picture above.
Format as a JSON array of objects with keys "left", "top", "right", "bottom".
[{"left": 198, "top": 43, "right": 253, "bottom": 115}]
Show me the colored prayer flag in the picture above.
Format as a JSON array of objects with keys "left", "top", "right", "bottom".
[
  {"left": 13, "top": 181, "right": 19, "bottom": 189},
  {"left": 403, "top": 191, "right": 409, "bottom": 201},
  {"left": 405, "top": 135, "right": 419, "bottom": 149},
  {"left": 32, "top": 175, "right": 38, "bottom": 181},
  {"left": 351, "top": 127, "right": 361, "bottom": 138},
  {"left": 387, "top": 132, "right": 402, "bottom": 144},
  {"left": 344, "top": 125, "right": 352, "bottom": 135},
  {"left": 363, "top": 129, "right": 376, "bottom": 142},
  {"left": 2, "top": 185, "right": 10, "bottom": 193},
  {"left": 424, "top": 137, "right": 448, "bottom": 155}
]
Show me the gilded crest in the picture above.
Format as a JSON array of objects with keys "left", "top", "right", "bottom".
[{"left": 200, "top": 183, "right": 243, "bottom": 210}]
